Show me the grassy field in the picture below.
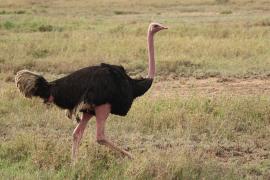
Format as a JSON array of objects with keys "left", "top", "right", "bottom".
[{"left": 0, "top": 0, "right": 270, "bottom": 179}]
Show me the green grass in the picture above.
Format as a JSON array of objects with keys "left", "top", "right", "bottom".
[
  {"left": 0, "top": 0, "right": 269, "bottom": 77},
  {"left": 1, "top": 0, "right": 270, "bottom": 179},
  {"left": 1, "top": 82, "right": 270, "bottom": 179}
]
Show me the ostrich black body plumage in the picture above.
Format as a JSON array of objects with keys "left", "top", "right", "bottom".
[{"left": 48, "top": 63, "right": 152, "bottom": 116}]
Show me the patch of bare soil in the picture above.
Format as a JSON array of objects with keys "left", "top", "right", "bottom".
[{"left": 152, "top": 77, "right": 270, "bottom": 97}]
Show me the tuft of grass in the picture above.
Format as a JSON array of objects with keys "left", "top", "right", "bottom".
[
  {"left": 0, "top": 134, "right": 33, "bottom": 163},
  {"left": 158, "top": 60, "right": 202, "bottom": 76},
  {"left": 0, "top": 19, "right": 62, "bottom": 32},
  {"left": 113, "top": 11, "right": 139, "bottom": 15},
  {"left": 38, "top": 25, "right": 53, "bottom": 32},
  {"left": 0, "top": 10, "right": 26, "bottom": 15},
  {"left": 0, "top": 10, "right": 7, "bottom": 15},
  {"left": 2, "top": 21, "right": 15, "bottom": 30},
  {"left": 220, "top": 10, "right": 233, "bottom": 14},
  {"left": 14, "top": 10, "right": 26, "bottom": 14},
  {"left": 216, "top": 0, "right": 230, "bottom": 4},
  {"left": 31, "top": 49, "right": 49, "bottom": 58}
]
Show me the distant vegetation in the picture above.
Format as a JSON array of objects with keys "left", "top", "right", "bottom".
[{"left": 0, "top": 0, "right": 269, "bottom": 78}]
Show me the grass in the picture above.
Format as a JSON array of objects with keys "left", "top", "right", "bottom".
[
  {"left": 0, "top": 82, "right": 270, "bottom": 179},
  {"left": 0, "top": 0, "right": 269, "bottom": 77},
  {"left": 0, "top": 0, "right": 270, "bottom": 179}
]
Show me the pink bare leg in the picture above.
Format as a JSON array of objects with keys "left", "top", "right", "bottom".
[
  {"left": 72, "top": 113, "right": 93, "bottom": 163},
  {"left": 95, "top": 104, "right": 133, "bottom": 159}
]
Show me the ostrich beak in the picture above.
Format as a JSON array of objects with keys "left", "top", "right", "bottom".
[{"left": 161, "top": 26, "right": 168, "bottom": 30}]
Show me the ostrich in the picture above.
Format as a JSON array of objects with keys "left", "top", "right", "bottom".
[{"left": 15, "top": 22, "right": 167, "bottom": 161}]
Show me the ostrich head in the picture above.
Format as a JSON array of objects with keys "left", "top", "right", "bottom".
[{"left": 149, "top": 22, "right": 168, "bottom": 34}]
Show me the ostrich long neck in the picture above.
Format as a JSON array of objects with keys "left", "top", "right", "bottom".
[{"left": 147, "top": 29, "right": 155, "bottom": 79}]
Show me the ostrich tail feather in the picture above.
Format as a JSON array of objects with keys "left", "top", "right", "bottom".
[{"left": 15, "top": 70, "right": 44, "bottom": 98}]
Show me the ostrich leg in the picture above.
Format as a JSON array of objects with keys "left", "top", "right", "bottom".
[
  {"left": 95, "top": 104, "right": 133, "bottom": 159},
  {"left": 72, "top": 113, "right": 93, "bottom": 163}
]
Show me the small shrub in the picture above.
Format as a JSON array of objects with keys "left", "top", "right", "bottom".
[
  {"left": 0, "top": 10, "right": 6, "bottom": 15},
  {"left": 3, "top": 21, "right": 15, "bottom": 30},
  {"left": 38, "top": 25, "right": 53, "bottom": 32},
  {"left": 14, "top": 10, "right": 26, "bottom": 14}
]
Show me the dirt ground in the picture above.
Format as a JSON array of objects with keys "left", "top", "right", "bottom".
[{"left": 153, "top": 77, "right": 270, "bottom": 97}]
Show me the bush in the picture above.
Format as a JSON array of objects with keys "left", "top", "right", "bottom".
[{"left": 38, "top": 25, "right": 53, "bottom": 32}]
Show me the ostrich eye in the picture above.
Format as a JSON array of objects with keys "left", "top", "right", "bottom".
[{"left": 153, "top": 25, "right": 159, "bottom": 28}]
